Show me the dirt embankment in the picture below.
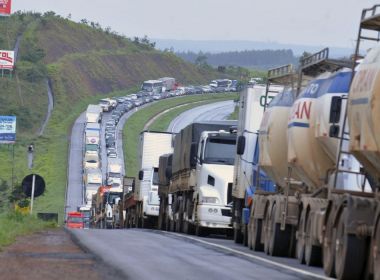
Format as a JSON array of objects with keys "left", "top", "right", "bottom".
[{"left": 0, "top": 229, "right": 123, "bottom": 280}]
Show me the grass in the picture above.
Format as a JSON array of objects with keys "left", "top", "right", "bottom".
[
  {"left": 0, "top": 211, "right": 56, "bottom": 250},
  {"left": 228, "top": 101, "right": 239, "bottom": 120},
  {"left": 123, "top": 93, "right": 238, "bottom": 177}
]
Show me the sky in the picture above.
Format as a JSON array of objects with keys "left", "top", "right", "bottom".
[{"left": 11, "top": 0, "right": 380, "bottom": 48}]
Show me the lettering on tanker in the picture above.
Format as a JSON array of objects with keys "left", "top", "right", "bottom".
[{"left": 289, "top": 101, "right": 312, "bottom": 122}]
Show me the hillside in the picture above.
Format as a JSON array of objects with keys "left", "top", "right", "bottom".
[{"left": 0, "top": 12, "right": 226, "bottom": 219}]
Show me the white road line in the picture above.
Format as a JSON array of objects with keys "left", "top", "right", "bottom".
[{"left": 167, "top": 232, "right": 333, "bottom": 280}]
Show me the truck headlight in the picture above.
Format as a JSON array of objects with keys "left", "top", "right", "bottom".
[{"left": 201, "top": 197, "right": 219, "bottom": 204}]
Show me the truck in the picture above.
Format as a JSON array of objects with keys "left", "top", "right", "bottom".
[
  {"left": 84, "top": 129, "right": 100, "bottom": 153},
  {"left": 141, "top": 80, "right": 163, "bottom": 94},
  {"left": 123, "top": 131, "right": 174, "bottom": 228},
  {"left": 83, "top": 150, "right": 100, "bottom": 170},
  {"left": 66, "top": 212, "right": 84, "bottom": 229},
  {"left": 231, "top": 83, "right": 282, "bottom": 244},
  {"left": 107, "top": 158, "right": 123, "bottom": 187},
  {"left": 158, "top": 77, "right": 176, "bottom": 92},
  {"left": 77, "top": 205, "right": 91, "bottom": 229},
  {"left": 158, "top": 121, "right": 237, "bottom": 236},
  {"left": 92, "top": 185, "right": 123, "bottom": 229},
  {"left": 86, "top": 104, "right": 102, "bottom": 123},
  {"left": 83, "top": 168, "right": 102, "bottom": 206},
  {"left": 99, "top": 98, "right": 112, "bottom": 112}
]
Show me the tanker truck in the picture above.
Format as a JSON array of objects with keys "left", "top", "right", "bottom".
[
  {"left": 248, "top": 48, "right": 356, "bottom": 260},
  {"left": 123, "top": 131, "right": 174, "bottom": 228},
  {"left": 158, "top": 121, "right": 237, "bottom": 236},
  {"left": 231, "top": 82, "right": 282, "bottom": 245}
]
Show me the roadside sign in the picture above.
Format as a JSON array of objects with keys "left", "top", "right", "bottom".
[
  {"left": 0, "top": 50, "right": 14, "bottom": 70},
  {"left": 0, "top": 115, "right": 16, "bottom": 143},
  {"left": 22, "top": 174, "right": 46, "bottom": 198},
  {"left": 0, "top": 0, "right": 11, "bottom": 16}
]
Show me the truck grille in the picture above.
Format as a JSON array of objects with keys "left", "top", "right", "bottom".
[{"left": 221, "top": 209, "right": 232, "bottom": 217}]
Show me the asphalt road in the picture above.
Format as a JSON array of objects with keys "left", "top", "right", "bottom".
[
  {"left": 168, "top": 100, "right": 235, "bottom": 132},
  {"left": 71, "top": 229, "right": 311, "bottom": 280}
]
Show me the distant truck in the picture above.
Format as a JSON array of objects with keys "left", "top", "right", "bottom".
[
  {"left": 92, "top": 185, "right": 123, "bottom": 229},
  {"left": 77, "top": 205, "right": 91, "bottom": 229},
  {"left": 84, "top": 123, "right": 100, "bottom": 152},
  {"left": 86, "top": 104, "right": 102, "bottom": 123},
  {"left": 141, "top": 80, "right": 163, "bottom": 94},
  {"left": 83, "top": 150, "right": 100, "bottom": 170},
  {"left": 158, "top": 77, "right": 176, "bottom": 92},
  {"left": 83, "top": 168, "right": 102, "bottom": 206},
  {"left": 123, "top": 131, "right": 174, "bottom": 228},
  {"left": 99, "top": 98, "right": 112, "bottom": 112},
  {"left": 107, "top": 158, "right": 123, "bottom": 187},
  {"left": 158, "top": 121, "right": 237, "bottom": 236},
  {"left": 210, "top": 79, "right": 232, "bottom": 88},
  {"left": 66, "top": 212, "right": 84, "bottom": 229}
]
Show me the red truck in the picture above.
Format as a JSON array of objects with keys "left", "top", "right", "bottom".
[{"left": 66, "top": 212, "right": 84, "bottom": 229}]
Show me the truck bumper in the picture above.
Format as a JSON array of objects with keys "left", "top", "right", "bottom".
[
  {"left": 144, "top": 204, "right": 159, "bottom": 217},
  {"left": 197, "top": 205, "right": 232, "bottom": 229}
]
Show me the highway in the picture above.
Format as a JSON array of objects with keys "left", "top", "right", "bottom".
[{"left": 66, "top": 98, "right": 327, "bottom": 280}]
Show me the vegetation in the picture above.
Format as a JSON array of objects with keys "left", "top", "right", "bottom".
[
  {"left": 176, "top": 49, "right": 297, "bottom": 70},
  {"left": 228, "top": 102, "right": 239, "bottom": 120},
  {"left": 123, "top": 93, "right": 237, "bottom": 177},
  {"left": 0, "top": 211, "right": 56, "bottom": 249}
]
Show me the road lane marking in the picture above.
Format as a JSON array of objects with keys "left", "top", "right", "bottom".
[{"left": 167, "top": 232, "right": 333, "bottom": 280}]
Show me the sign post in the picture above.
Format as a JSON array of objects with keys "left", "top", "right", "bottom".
[{"left": 30, "top": 174, "right": 36, "bottom": 215}]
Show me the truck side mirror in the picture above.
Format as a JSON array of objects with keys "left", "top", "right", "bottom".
[
  {"left": 329, "top": 124, "right": 340, "bottom": 138},
  {"left": 236, "top": 135, "right": 246, "bottom": 155},
  {"left": 190, "top": 143, "right": 198, "bottom": 167},
  {"left": 329, "top": 96, "right": 342, "bottom": 123},
  {"left": 138, "top": 170, "right": 144, "bottom": 180}
]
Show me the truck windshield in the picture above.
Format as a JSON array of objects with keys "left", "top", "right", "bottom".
[
  {"left": 108, "top": 172, "right": 120, "bottom": 178},
  {"left": 68, "top": 217, "right": 83, "bottom": 223},
  {"left": 107, "top": 193, "right": 121, "bottom": 204},
  {"left": 203, "top": 137, "right": 236, "bottom": 165},
  {"left": 142, "top": 83, "right": 153, "bottom": 91},
  {"left": 152, "top": 168, "right": 159, "bottom": 185}
]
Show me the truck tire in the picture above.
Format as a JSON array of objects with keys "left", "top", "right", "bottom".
[
  {"left": 374, "top": 219, "right": 380, "bottom": 280},
  {"left": 196, "top": 224, "right": 208, "bottom": 237},
  {"left": 296, "top": 208, "right": 306, "bottom": 264},
  {"left": 251, "top": 219, "right": 264, "bottom": 251},
  {"left": 304, "top": 211, "right": 322, "bottom": 266},
  {"left": 268, "top": 204, "right": 292, "bottom": 257},
  {"left": 242, "top": 224, "right": 248, "bottom": 246},
  {"left": 334, "top": 208, "right": 366, "bottom": 280},
  {"left": 233, "top": 227, "right": 243, "bottom": 244},
  {"left": 323, "top": 211, "right": 336, "bottom": 277}
]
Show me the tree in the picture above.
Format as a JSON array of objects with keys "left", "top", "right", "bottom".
[{"left": 195, "top": 54, "right": 208, "bottom": 67}]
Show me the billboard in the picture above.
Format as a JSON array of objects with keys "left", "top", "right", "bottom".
[
  {"left": 0, "top": 116, "right": 16, "bottom": 144},
  {"left": 0, "top": 0, "right": 11, "bottom": 16},
  {"left": 0, "top": 50, "right": 14, "bottom": 70}
]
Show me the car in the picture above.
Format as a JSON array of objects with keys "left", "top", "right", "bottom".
[
  {"left": 116, "top": 97, "right": 126, "bottom": 103},
  {"left": 152, "top": 94, "right": 161, "bottom": 100},
  {"left": 107, "top": 147, "right": 117, "bottom": 158},
  {"left": 123, "top": 101, "right": 134, "bottom": 109},
  {"left": 105, "top": 131, "right": 115, "bottom": 140},
  {"left": 111, "top": 115, "right": 119, "bottom": 125},
  {"left": 130, "top": 94, "right": 138, "bottom": 100},
  {"left": 106, "top": 136, "right": 115, "bottom": 148},
  {"left": 133, "top": 99, "right": 142, "bottom": 107},
  {"left": 105, "top": 121, "right": 115, "bottom": 129}
]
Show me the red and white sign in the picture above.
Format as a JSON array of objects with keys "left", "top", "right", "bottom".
[
  {"left": 0, "top": 50, "right": 14, "bottom": 70},
  {"left": 0, "top": 0, "right": 11, "bottom": 15}
]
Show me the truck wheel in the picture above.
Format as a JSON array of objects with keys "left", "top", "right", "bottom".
[
  {"left": 268, "top": 204, "right": 292, "bottom": 257},
  {"left": 374, "top": 219, "right": 380, "bottom": 280},
  {"left": 233, "top": 227, "right": 243, "bottom": 244},
  {"left": 252, "top": 219, "right": 264, "bottom": 251},
  {"left": 263, "top": 205, "right": 271, "bottom": 255},
  {"left": 169, "top": 218, "right": 175, "bottom": 232},
  {"left": 296, "top": 209, "right": 306, "bottom": 264},
  {"left": 334, "top": 208, "right": 366, "bottom": 280},
  {"left": 248, "top": 219, "right": 253, "bottom": 249},
  {"left": 165, "top": 214, "right": 170, "bottom": 231},
  {"left": 304, "top": 211, "right": 322, "bottom": 266},
  {"left": 196, "top": 225, "right": 208, "bottom": 237},
  {"left": 242, "top": 224, "right": 248, "bottom": 246},
  {"left": 323, "top": 211, "right": 336, "bottom": 277}
]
